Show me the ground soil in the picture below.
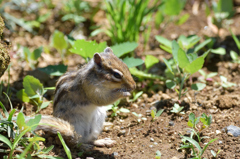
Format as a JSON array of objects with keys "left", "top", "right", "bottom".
[{"left": 1, "top": 2, "right": 240, "bottom": 159}]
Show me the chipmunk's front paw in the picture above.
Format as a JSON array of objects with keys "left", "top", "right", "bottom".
[{"left": 93, "top": 138, "right": 116, "bottom": 147}]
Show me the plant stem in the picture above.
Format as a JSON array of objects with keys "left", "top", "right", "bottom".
[{"left": 179, "top": 74, "right": 186, "bottom": 100}]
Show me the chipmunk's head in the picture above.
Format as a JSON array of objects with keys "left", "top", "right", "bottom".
[{"left": 85, "top": 47, "right": 136, "bottom": 105}]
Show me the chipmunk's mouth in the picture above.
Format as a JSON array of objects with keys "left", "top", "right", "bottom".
[{"left": 114, "top": 88, "right": 131, "bottom": 97}]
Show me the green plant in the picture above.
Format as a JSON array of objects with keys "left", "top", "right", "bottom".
[
  {"left": 230, "top": 30, "right": 240, "bottom": 63},
  {"left": 218, "top": 75, "right": 236, "bottom": 88},
  {"left": 1, "top": 0, "right": 51, "bottom": 33},
  {"left": 16, "top": 75, "right": 53, "bottom": 113},
  {"left": 154, "top": 150, "right": 161, "bottom": 159},
  {"left": 198, "top": 69, "right": 218, "bottom": 83},
  {"left": 38, "top": 64, "right": 68, "bottom": 76},
  {"left": 180, "top": 113, "right": 218, "bottom": 159},
  {"left": 57, "top": 132, "right": 72, "bottom": 159},
  {"left": 128, "top": 91, "right": 143, "bottom": 102},
  {"left": 155, "top": 0, "right": 188, "bottom": 31},
  {"left": 151, "top": 109, "right": 164, "bottom": 121},
  {"left": 211, "top": 149, "right": 222, "bottom": 158},
  {"left": 106, "top": 100, "right": 130, "bottom": 117},
  {"left": 51, "top": 30, "right": 69, "bottom": 62},
  {"left": 91, "top": 0, "right": 162, "bottom": 44},
  {"left": 61, "top": 0, "right": 90, "bottom": 24},
  {"left": 156, "top": 35, "right": 212, "bottom": 54},
  {"left": 0, "top": 98, "right": 55, "bottom": 159},
  {"left": 163, "top": 41, "right": 210, "bottom": 100},
  {"left": 170, "top": 103, "right": 184, "bottom": 115},
  {"left": 132, "top": 112, "right": 147, "bottom": 123},
  {"left": 20, "top": 46, "right": 43, "bottom": 69}
]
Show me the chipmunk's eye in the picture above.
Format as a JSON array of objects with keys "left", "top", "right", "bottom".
[{"left": 113, "top": 72, "right": 122, "bottom": 79}]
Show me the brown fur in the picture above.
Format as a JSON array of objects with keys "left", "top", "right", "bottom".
[{"left": 37, "top": 47, "right": 136, "bottom": 146}]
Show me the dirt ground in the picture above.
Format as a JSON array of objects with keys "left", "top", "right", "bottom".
[{"left": 1, "top": 2, "right": 240, "bottom": 159}]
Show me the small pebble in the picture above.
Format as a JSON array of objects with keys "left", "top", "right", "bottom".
[
  {"left": 153, "top": 142, "right": 158, "bottom": 145},
  {"left": 150, "top": 138, "right": 154, "bottom": 142},
  {"left": 118, "top": 130, "right": 126, "bottom": 136},
  {"left": 219, "top": 140, "right": 223, "bottom": 144},
  {"left": 216, "top": 130, "right": 221, "bottom": 135},
  {"left": 149, "top": 145, "right": 153, "bottom": 148},
  {"left": 112, "top": 152, "right": 118, "bottom": 157},
  {"left": 169, "top": 121, "right": 175, "bottom": 126}
]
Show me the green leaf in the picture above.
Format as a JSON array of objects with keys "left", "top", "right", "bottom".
[
  {"left": 69, "top": 40, "right": 107, "bottom": 59},
  {"left": 194, "top": 38, "right": 212, "bottom": 53},
  {"left": 123, "top": 57, "right": 144, "bottom": 68},
  {"left": 188, "top": 113, "right": 195, "bottom": 128},
  {"left": 155, "top": 36, "right": 172, "bottom": 49},
  {"left": 230, "top": 50, "right": 239, "bottom": 61},
  {"left": 23, "top": 75, "right": 43, "bottom": 97},
  {"left": 40, "top": 101, "right": 51, "bottom": 110},
  {"left": 57, "top": 132, "right": 72, "bottom": 159},
  {"left": 129, "top": 68, "right": 165, "bottom": 80},
  {"left": 166, "top": 80, "right": 176, "bottom": 89},
  {"left": 16, "top": 112, "right": 28, "bottom": 132},
  {"left": 206, "top": 72, "right": 218, "bottom": 78},
  {"left": 111, "top": 42, "right": 138, "bottom": 57},
  {"left": 8, "top": 109, "right": 16, "bottom": 122},
  {"left": 191, "top": 83, "right": 206, "bottom": 91},
  {"left": 200, "top": 113, "right": 212, "bottom": 126},
  {"left": 231, "top": 30, "right": 240, "bottom": 51},
  {"left": 42, "top": 145, "right": 54, "bottom": 153},
  {"left": 211, "top": 48, "right": 226, "bottom": 55},
  {"left": 23, "top": 47, "right": 31, "bottom": 61},
  {"left": 16, "top": 89, "right": 30, "bottom": 103},
  {"left": 31, "top": 46, "right": 43, "bottom": 61},
  {"left": 38, "top": 64, "right": 67, "bottom": 76},
  {"left": 181, "top": 135, "right": 202, "bottom": 152},
  {"left": 178, "top": 47, "right": 190, "bottom": 69},
  {"left": 198, "top": 69, "right": 206, "bottom": 77},
  {"left": 26, "top": 114, "right": 41, "bottom": 131},
  {"left": 211, "top": 150, "right": 217, "bottom": 157},
  {"left": 172, "top": 41, "right": 180, "bottom": 65},
  {"left": 201, "top": 138, "right": 218, "bottom": 156},
  {"left": 184, "top": 50, "right": 210, "bottom": 74},
  {"left": 145, "top": 55, "right": 159, "bottom": 69},
  {"left": 119, "top": 108, "right": 130, "bottom": 113},
  {"left": 0, "top": 101, "right": 9, "bottom": 118},
  {"left": 187, "top": 53, "right": 198, "bottom": 63},
  {"left": 160, "top": 45, "right": 172, "bottom": 53},
  {"left": 176, "top": 13, "right": 189, "bottom": 25},
  {"left": 0, "top": 134, "right": 13, "bottom": 149},
  {"left": 51, "top": 30, "right": 68, "bottom": 51},
  {"left": 151, "top": 110, "right": 156, "bottom": 119},
  {"left": 129, "top": 91, "right": 143, "bottom": 102},
  {"left": 164, "top": 0, "right": 185, "bottom": 16},
  {"left": 156, "top": 109, "right": 164, "bottom": 117},
  {"left": 163, "top": 58, "right": 174, "bottom": 75}
]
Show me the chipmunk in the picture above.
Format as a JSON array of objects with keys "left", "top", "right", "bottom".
[{"left": 36, "top": 47, "right": 136, "bottom": 147}]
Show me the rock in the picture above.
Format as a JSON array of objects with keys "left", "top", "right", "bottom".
[
  {"left": 118, "top": 130, "right": 126, "bottom": 136},
  {"left": 219, "top": 140, "right": 223, "bottom": 144},
  {"left": 161, "top": 93, "right": 171, "bottom": 100},
  {"left": 112, "top": 152, "right": 118, "bottom": 157},
  {"left": 171, "top": 157, "right": 179, "bottom": 159},
  {"left": 131, "top": 103, "right": 138, "bottom": 108},
  {"left": 86, "top": 157, "right": 94, "bottom": 159},
  {"left": 223, "top": 125, "right": 240, "bottom": 137},
  {"left": 150, "top": 138, "right": 154, "bottom": 142},
  {"left": 169, "top": 121, "right": 175, "bottom": 126},
  {"left": 216, "top": 130, "right": 221, "bottom": 135}
]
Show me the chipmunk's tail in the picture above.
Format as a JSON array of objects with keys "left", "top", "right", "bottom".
[{"left": 35, "top": 116, "right": 80, "bottom": 146}]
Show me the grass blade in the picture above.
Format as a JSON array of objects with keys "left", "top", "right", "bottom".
[
  {"left": 57, "top": 132, "right": 72, "bottom": 159},
  {"left": 0, "top": 134, "right": 13, "bottom": 149}
]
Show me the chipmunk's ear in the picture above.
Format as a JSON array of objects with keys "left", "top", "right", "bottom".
[
  {"left": 93, "top": 53, "right": 102, "bottom": 66},
  {"left": 104, "top": 47, "right": 113, "bottom": 54}
]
